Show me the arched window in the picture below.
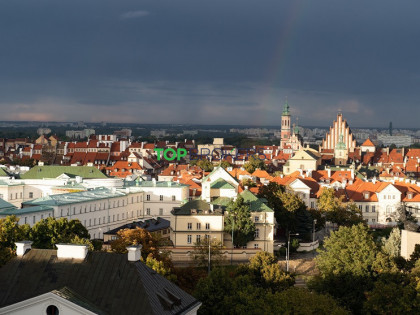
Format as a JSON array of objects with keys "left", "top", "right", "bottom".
[{"left": 46, "top": 305, "right": 59, "bottom": 315}]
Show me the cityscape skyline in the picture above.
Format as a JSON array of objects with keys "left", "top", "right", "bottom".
[{"left": 1, "top": 0, "right": 420, "bottom": 127}]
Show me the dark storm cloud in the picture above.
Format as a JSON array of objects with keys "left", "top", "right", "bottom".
[{"left": 0, "top": 0, "right": 419, "bottom": 127}]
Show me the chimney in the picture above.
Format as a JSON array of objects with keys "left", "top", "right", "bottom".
[
  {"left": 127, "top": 245, "right": 142, "bottom": 262},
  {"left": 15, "top": 241, "right": 32, "bottom": 256},
  {"left": 56, "top": 244, "right": 89, "bottom": 259},
  {"left": 327, "top": 168, "right": 331, "bottom": 178}
]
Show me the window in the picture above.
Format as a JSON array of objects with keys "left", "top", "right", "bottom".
[
  {"left": 84, "top": 220, "right": 86, "bottom": 226},
  {"left": 159, "top": 208, "right": 163, "bottom": 215},
  {"left": 33, "top": 216, "right": 35, "bottom": 224},
  {"left": 89, "top": 219, "right": 91, "bottom": 226},
  {"left": 160, "top": 195, "right": 163, "bottom": 201},
  {"left": 147, "top": 195, "right": 150, "bottom": 201},
  {"left": 117, "top": 214, "right": 119, "bottom": 221},
  {"left": 172, "top": 195, "right": 176, "bottom": 201},
  {"left": 255, "top": 228, "right": 259, "bottom": 238},
  {"left": 98, "top": 218, "right": 101, "bottom": 225},
  {"left": 111, "top": 235, "right": 118, "bottom": 240},
  {"left": 255, "top": 216, "right": 260, "bottom": 222},
  {"left": 41, "top": 214, "right": 43, "bottom": 219},
  {"left": 15, "top": 193, "right": 17, "bottom": 199},
  {"left": 197, "top": 223, "right": 201, "bottom": 230},
  {"left": 372, "top": 206, "right": 376, "bottom": 212},
  {"left": 365, "top": 205, "right": 369, "bottom": 212},
  {"left": 122, "top": 213, "right": 125, "bottom": 219},
  {"left": 254, "top": 244, "right": 259, "bottom": 249},
  {"left": 187, "top": 223, "right": 192, "bottom": 230},
  {"left": 46, "top": 305, "right": 59, "bottom": 315},
  {"left": 205, "top": 234, "right": 210, "bottom": 240},
  {"left": 358, "top": 205, "right": 362, "bottom": 210},
  {"left": 187, "top": 235, "right": 192, "bottom": 244},
  {"left": 311, "top": 202, "right": 315, "bottom": 209},
  {"left": 73, "top": 207, "right": 76, "bottom": 215},
  {"left": 20, "top": 192, "right": 22, "bottom": 199},
  {"left": 196, "top": 235, "right": 201, "bottom": 242},
  {"left": 113, "top": 215, "right": 115, "bottom": 222},
  {"left": 372, "top": 219, "right": 376, "bottom": 223},
  {"left": 24, "top": 217, "right": 27, "bottom": 224},
  {"left": 94, "top": 218, "right": 96, "bottom": 225},
  {"left": 384, "top": 195, "right": 387, "bottom": 200},
  {"left": 146, "top": 208, "right": 151, "bottom": 215},
  {"left": 206, "top": 223, "right": 210, "bottom": 230}
]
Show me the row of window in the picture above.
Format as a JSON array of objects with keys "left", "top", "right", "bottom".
[
  {"left": 146, "top": 195, "right": 177, "bottom": 201},
  {"left": 185, "top": 235, "right": 260, "bottom": 249},
  {"left": 3, "top": 192, "right": 34, "bottom": 200},
  {"left": 187, "top": 223, "right": 211, "bottom": 230},
  {"left": 82, "top": 209, "right": 142, "bottom": 227},
  {"left": 23, "top": 213, "right": 51, "bottom": 224},
  {"left": 358, "top": 205, "right": 376, "bottom": 213}
]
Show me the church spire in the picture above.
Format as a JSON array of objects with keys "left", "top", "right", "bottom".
[{"left": 282, "top": 97, "right": 290, "bottom": 116}]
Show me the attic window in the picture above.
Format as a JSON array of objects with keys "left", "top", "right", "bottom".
[
  {"left": 364, "top": 192, "right": 369, "bottom": 199},
  {"left": 407, "top": 192, "right": 414, "bottom": 199},
  {"left": 46, "top": 305, "right": 59, "bottom": 315}
]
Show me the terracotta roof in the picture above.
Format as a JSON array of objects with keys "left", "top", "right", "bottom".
[{"left": 361, "top": 138, "right": 375, "bottom": 147}]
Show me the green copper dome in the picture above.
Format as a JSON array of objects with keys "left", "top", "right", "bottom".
[{"left": 335, "top": 134, "right": 346, "bottom": 150}]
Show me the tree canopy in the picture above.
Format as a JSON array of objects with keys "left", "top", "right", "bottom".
[
  {"left": 111, "top": 227, "right": 160, "bottom": 260},
  {"left": 243, "top": 155, "right": 265, "bottom": 174},
  {"left": 30, "top": 217, "right": 89, "bottom": 249}
]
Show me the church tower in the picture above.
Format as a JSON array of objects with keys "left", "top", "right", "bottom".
[{"left": 280, "top": 100, "right": 291, "bottom": 148}]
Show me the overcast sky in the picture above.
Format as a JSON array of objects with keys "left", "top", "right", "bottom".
[{"left": 1, "top": 0, "right": 419, "bottom": 128}]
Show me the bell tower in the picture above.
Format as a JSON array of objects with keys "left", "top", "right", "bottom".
[{"left": 280, "top": 99, "right": 291, "bottom": 148}]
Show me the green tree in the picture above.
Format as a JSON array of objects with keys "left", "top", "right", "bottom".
[
  {"left": 0, "top": 215, "right": 30, "bottom": 249},
  {"left": 224, "top": 196, "right": 255, "bottom": 247},
  {"left": 317, "top": 187, "right": 341, "bottom": 213},
  {"left": 190, "top": 159, "right": 214, "bottom": 172},
  {"left": 364, "top": 273, "right": 420, "bottom": 314},
  {"left": 110, "top": 227, "right": 160, "bottom": 260},
  {"left": 381, "top": 227, "right": 401, "bottom": 258},
  {"left": 241, "top": 178, "right": 256, "bottom": 188},
  {"left": 220, "top": 160, "right": 232, "bottom": 169},
  {"left": 248, "top": 251, "right": 277, "bottom": 271},
  {"left": 316, "top": 223, "right": 377, "bottom": 277},
  {"left": 191, "top": 238, "right": 225, "bottom": 268},
  {"left": 243, "top": 155, "right": 265, "bottom": 174},
  {"left": 261, "top": 263, "right": 295, "bottom": 292},
  {"left": 70, "top": 235, "right": 94, "bottom": 251},
  {"left": 318, "top": 189, "right": 365, "bottom": 228},
  {"left": 30, "top": 217, "right": 89, "bottom": 249},
  {"left": 269, "top": 288, "right": 349, "bottom": 315},
  {"left": 258, "top": 182, "right": 285, "bottom": 211}
]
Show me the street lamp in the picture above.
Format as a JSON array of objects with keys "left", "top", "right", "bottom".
[{"left": 287, "top": 232, "right": 299, "bottom": 272}]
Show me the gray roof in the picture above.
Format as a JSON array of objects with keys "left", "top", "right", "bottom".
[
  {"left": 0, "top": 205, "right": 54, "bottom": 216},
  {"left": 22, "top": 187, "right": 127, "bottom": 207},
  {"left": 104, "top": 218, "right": 170, "bottom": 235},
  {"left": 0, "top": 249, "right": 200, "bottom": 315},
  {"left": 172, "top": 199, "right": 224, "bottom": 215}
]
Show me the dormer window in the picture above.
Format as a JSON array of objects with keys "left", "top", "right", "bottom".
[
  {"left": 407, "top": 192, "right": 414, "bottom": 199},
  {"left": 364, "top": 192, "right": 369, "bottom": 200}
]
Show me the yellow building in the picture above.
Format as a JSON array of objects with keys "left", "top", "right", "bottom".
[{"left": 283, "top": 148, "right": 321, "bottom": 175}]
